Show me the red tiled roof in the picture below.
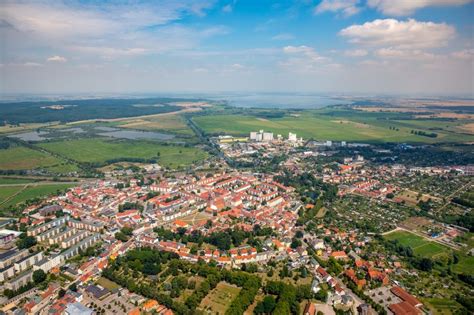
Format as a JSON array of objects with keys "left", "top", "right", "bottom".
[
  {"left": 391, "top": 286, "right": 422, "bottom": 307},
  {"left": 389, "top": 302, "right": 420, "bottom": 315}
]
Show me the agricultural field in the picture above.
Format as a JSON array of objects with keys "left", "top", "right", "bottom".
[
  {"left": 384, "top": 230, "right": 448, "bottom": 258},
  {"left": 198, "top": 282, "right": 241, "bottom": 314},
  {"left": 0, "top": 146, "right": 63, "bottom": 170},
  {"left": 38, "top": 138, "right": 208, "bottom": 168},
  {"left": 0, "top": 182, "right": 74, "bottom": 212},
  {"left": 192, "top": 108, "right": 474, "bottom": 143},
  {"left": 119, "top": 114, "right": 194, "bottom": 135}
]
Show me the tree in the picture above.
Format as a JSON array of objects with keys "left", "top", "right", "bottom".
[
  {"left": 115, "top": 232, "right": 129, "bottom": 242},
  {"left": 121, "top": 227, "right": 134, "bottom": 236},
  {"left": 69, "top": 283, "right": 77, "bottom": 292},
  {"left": 417, "top": 258, "right": 433, "bottom": 271},
  {"left": 255, "top": 295, "right": 276, "bottom": 314},
  {"left": 33, "top": 269, "right": 47, "bottom": 284},
  {"left": 58, "top": 288, "right": 66, "bottom": 298},
  {"left": 16, "top": 235, "right": 37, "bottom": 249},
  {"left": 314, "top": 287, "right": 328, "bottom": 302},
  {"left": 290, "top": 238, "right": 302, "bottom": 249}
]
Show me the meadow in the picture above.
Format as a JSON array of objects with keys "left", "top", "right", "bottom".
[
  {"left": 192, "top": 108, "right": 474, "bottom": 143},
  {"left": 38, "top": 138, "right": 208, "bottom": 168},
  {"left": 452, "top": 256, "right": 474, "bottom": 275},
  {"left": 0, "top": 178, "right": 37, "bottom": 185},
  {"left": 0, "top": 182, "right": 74, "bottom": 212},
  {"left": 0, "top": 146, "right": 62, "bottom": 170}
]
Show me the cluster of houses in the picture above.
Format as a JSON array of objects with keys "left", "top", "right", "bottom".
[{"left": 2, "top": 144, "right": 463, "bottom": 315}]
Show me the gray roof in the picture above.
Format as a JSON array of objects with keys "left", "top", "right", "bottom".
[{"left": 65, "top": 302, "right": 93, "bottom": 315}]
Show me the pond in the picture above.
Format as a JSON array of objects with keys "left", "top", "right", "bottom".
[
  {"left": 8, "top": 126, "right": 175, "bottom": 142},
  {"left": 8, "top": 131, "right": 50, "bottom": 141}
]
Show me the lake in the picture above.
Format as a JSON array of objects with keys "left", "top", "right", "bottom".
[
  {"left": 8, "top": 131, "right": 50, "bottom": 141},
  {"left": 8, "top": 127, "right": 174, "bottom": 142}
]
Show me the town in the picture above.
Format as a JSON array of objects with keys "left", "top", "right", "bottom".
[{"left": 0, "top": 128, "right": 472, "bottom": 315}]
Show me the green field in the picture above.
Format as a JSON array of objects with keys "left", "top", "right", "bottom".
[
  {"left": 0, "top": 146, "right": 63, "bottom": 170},
  {"left": 0, "top": 183, "right": 74, "bottom": 212},
  {"left": 452, "top": 256, "right": 474, "bottom": 275},
  {"left": 96, "top": 277, "right": 120, "bottom": 291},
  {"left": 38, "top": 138, "right": 208, "bottom": 168},
  {"left": 192, "top": 109, "right": 474, "bottom": 143},
  {"left": 0, "top": 186, "right": 24, "bottom": 203},
  {"left": 0, "top": 178, "right": 37, "bottom": 185},
  {"left": 119, "top": 114, "right": 194, "bottom": 135},
  {"left": 385, "top": 230, "right": 448, "bottom": 258},
  {"left": 413, "top": 243, "right": 448, "bottom": 258},
  {"left": 386, "top": 230, "right": 474, "bottom": 275},
  {"left": 423, "top": 298, "right": 465, "bottom": 315}
]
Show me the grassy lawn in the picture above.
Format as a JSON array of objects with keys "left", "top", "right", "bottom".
[
  {"left": 38, "top": 138, "right": 208, "bottom": 168},
  {"left": 452, "top": 255, "right": 474, "bottom": 275},
  {"left": 0, "top": 178, "right": 37, "bottom": 185},
  {"left": 0, "top": 186, "right": 24, "bottom": 203},
  {"left": 96, "top": 277, "right": 121, "bottom": 291},
  {"left": 423, "top": 298, "right": 465, "bottom": 315},
  {"left": 192, "top": 111, "right": 474, "bottom": 143},
  {"left": 0, "top": 146, "right": 62, "bottom": 170},
  {"left": 199, "top": 282, "right": 241, "bottom": 314},
  {"left": 0, "top": 183, "right": 74, "bottom": 211},
  {"left": 385, "top": 231, "right": 428, "bottom": 248},
  {"left": 385, "top": 230, "right": 450, "bottom": 258},
  {"left": 412, "top": 243, "right": 447, "bottom": 258},
  {"left": 385, "top": 230, "right": 474, "bottom": 273}
]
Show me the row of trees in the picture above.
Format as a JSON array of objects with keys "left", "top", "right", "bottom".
[
  {"left": 410, "top": 130, "right": 438, "bottom": 138},
  {"left": 154, "top": 225, "right": 273, "bottom": 251}
]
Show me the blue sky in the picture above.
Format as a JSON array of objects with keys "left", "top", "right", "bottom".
[{"left": 0, "top": 0, "right": 473, "bottom": 96}]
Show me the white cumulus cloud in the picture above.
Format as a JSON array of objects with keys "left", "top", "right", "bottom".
[
  {"left": 339, "top": 19, "right": 455, "bottom": 49},
  {"left": 315, "top": 0, "right": 361, "bottom": 17},
  {"left": 283, "top": 45, "right": 327, "bottom": 62},
  {"left": 367, "top": 0, "right": 472, "bottom": 16},
  {"left": 47, "top": 55, "right": 67, "bottom": 62}
]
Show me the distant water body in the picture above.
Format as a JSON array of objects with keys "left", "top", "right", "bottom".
[{"left": 207, "top": 93, "right": 351, "bottom": 109}]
